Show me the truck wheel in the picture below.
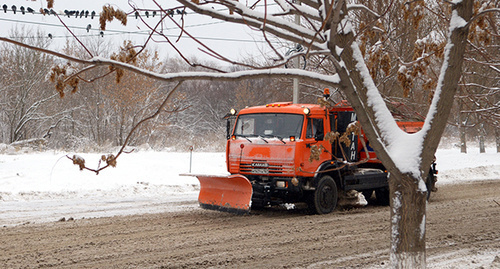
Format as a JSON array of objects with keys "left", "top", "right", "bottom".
[
  {"left": 310, "top": 175, "right": 338, "bottom": 214},
  {"left": 362, "top": 190, "right": 374, "bottom": 204},
  {"left": 425, "top": 170, "right": 435, "bottom": 201}
]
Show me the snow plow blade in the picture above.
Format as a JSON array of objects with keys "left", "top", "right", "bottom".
[{"left": 181, "top": 174, "right": 253, "bottom": 214}]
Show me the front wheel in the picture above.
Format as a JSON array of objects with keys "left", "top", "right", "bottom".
[
  {"left": 309, "top": 175, "right": 338, "bottom": 214},
  {"left": 425, "top": 170, "right": 437, "bottom": 201}
]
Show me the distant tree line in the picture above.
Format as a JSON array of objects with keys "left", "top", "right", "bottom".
[{"left": 0, "top": 21, "right": 498, "bottom": 152}]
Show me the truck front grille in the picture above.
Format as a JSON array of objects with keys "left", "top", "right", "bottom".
[{"left": 239, "top": 161, "right": 294, "bottom": 175}]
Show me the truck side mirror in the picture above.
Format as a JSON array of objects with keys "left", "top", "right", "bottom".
[
  {"left": 223, "top": 110, "right": 237, "bottom": 140},
  {"left": 226, "top": 119, "right": 231, "bottom": 140}
]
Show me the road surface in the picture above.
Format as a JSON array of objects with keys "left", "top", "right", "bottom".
[{"left": 1, "top": 180, "right": 499, "bottom": 268}]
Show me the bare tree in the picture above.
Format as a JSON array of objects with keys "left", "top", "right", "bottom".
[
  {"left": 1, "top": 0, "right": 498, "bottom": 267},
  {"left": 0, "top": 27, "right": 60, "bottom": 144},
  {"left": 443, "top": 0, "right": 500, "bottom": 153}
]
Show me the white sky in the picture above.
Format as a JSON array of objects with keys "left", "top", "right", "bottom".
[{"left": 0, "top": 0, "right": 281, "bottom": 62}]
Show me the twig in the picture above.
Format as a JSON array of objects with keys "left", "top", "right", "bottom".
[
  {"left": 64, "top": 7, "right": 164, "bottom": 85},
  {"left": 66, "top": 81, "right": 183, "bottom": 174},
  {"left": 53, "top": 12, "right": 93, "bottom": 57}
]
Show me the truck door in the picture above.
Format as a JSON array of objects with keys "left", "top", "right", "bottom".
[{"left": 300, "top": 117, "right": 331, "bottom": 174}]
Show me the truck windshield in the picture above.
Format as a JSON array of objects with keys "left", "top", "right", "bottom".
[{"left": 234, "top": 113, "right": 304, "bottom": 139}]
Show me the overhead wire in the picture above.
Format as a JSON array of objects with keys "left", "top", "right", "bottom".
[
  {"left": 0, "top": 5, "right": 280, "bottom": 44},
  {"left": 1, "top": 2, "right": 279, "bottom": 18},
  {"left": 0, "top": 17, "right": 276, "bottom": 43}
]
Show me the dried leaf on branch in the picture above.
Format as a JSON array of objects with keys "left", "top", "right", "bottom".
[
  {"left": 308, "top": 145, "right": 323, "bottom": 162},
  {"left": 49, "top": 63, "right": 79, "bottom": 97},
  {"left": 100, "top": 5, "right": 128, "bottom": 31},
  {"left": 72, "top": 155, "right": 85, "bottom": 170},
  {"left": 109, "top": 41, "right": 138, "bottom": 83},
  {"left": 101, "top": 154, "right": 117, "bottom": 167}
]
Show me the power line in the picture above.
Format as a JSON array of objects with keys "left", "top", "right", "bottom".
[
  {"left": 0, "top": 17, "right": 222, "bottom": 32},
  {"left": 1, "top": 3, "right": 283, "bottom": 44},
  {"left": 1, "top": 3, "right": 279, "bottom": 18},
  {"left": 1, "top": 5, "right": 186, "bottom": 18},
  {"left": 0, "top": 17, "right": 277, "bottom": 44}
]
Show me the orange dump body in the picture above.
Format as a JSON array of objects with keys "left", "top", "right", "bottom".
[
  {"left": 359, "top": 121, "right": 424, "bottom": 162},
  {"left": 396, "top": 121, "right": 424, "bottom": 133}
]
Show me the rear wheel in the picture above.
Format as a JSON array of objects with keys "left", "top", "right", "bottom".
[
  {"left": 425, "top": 170, "right": 436, "bottom": 201},
  {"left": 362, "top": 190, "right": 374, "bottom": 204},
  {"left": 309, "top": 175, "right": 338, "bottom": 214}
]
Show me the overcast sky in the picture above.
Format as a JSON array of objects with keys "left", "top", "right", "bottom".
[{"left": 0, "top": 0, "right": 283, "bottom": 62}]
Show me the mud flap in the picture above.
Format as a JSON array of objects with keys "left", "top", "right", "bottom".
[{"left": 181, "top": 174, "right": 253, "bottom": 214}]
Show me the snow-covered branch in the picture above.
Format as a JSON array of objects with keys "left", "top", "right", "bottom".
[
  {"left": 465, "top": 8, "right": 500, "bottom": 28},
  {"left": 460, "top": 83, "right": 500, "bottom": 92},
  {"left": 0, "top": 36, "right": 340, "bottom": 87},
  {"left": 273, "top": 0, "right": 322, "bottom": 21},
  {"left": 347, "top": 4, "right": 381, "bottom": 18},
  {"left": 177, "top": 0, "right": 327, "bottom": 50}
]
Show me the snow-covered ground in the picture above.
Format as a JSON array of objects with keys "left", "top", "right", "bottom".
[
  {"left": 0, "top": 148, "right": 227, "bottom": 226},
  {"left": 1, "top": 146, "right": 499, "bottom": 226}
]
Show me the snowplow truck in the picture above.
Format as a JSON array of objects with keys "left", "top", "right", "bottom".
[{"left": 188, "top": 100, "right": 437, "bottom": 214}]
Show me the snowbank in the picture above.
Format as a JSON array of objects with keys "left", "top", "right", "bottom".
[
  {"left": 435, "top": 147, "right": 500, "bottom": 184},
  {"left": 0, "top": 150, "right": 227, "bottom": 226}
]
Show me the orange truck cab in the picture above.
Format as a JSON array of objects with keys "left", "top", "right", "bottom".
[{"left": 224, "top": 101, "right": 437, "bottom": 214}]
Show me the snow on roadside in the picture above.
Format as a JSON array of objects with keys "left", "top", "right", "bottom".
[
  {"left": 0, "top": 149, "right": 227, "bottom": 226},
  {"left": 435, "top": 147, "right": 500, "bottom": 184},
  {"left": 0, "top": 146, "right": 498, "bottom": 226}
]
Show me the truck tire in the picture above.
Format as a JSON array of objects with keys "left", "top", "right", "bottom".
[
  {"left": 362, "top": 190, "right": 374, "bottom": 204},
  {"left": 426, "top": 169, "right": 437, "bottom": 201},
  {"left": 309, "top": 175, "right": 338, "bottom": 214}
]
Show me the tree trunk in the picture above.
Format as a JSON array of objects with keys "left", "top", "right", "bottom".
[
  {"left": 496, "top": 129, "right": 500, "bottom": 153},
  {"left": 459, "top": 99, "right": 467, "bottom": 153},
  {"left": 479, "top": 135, "right": 485, "bottom": 153},
  {"left": 460, "top": 126, "right": 467, "bottom": 153},
  {"left": 479, "top": 124, "right": 485, "bottom": 153},
  {"left": 389, "top": 172, "right": 427, "bottom": 268}
]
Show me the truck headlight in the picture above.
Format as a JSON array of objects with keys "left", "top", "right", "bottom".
[{"left": 276, "top": 181, "right": 288, "bottom": 188}]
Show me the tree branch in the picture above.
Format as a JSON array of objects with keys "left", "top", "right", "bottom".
[
  {"left": 67, "top": 82, "right": 184, "bottom": 174},
  {"left": 177, "top": 0, "right": 326, "bottom": 50},
  {"left": 0, "top": 36, "right": 340, "bottom": 87}
]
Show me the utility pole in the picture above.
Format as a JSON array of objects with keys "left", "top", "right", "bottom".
[{"left": 292, "top": 1, "right": 300, "bottom": 104}]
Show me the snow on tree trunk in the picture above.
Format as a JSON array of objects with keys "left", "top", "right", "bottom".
[{"left": 389, "top": 172, "right": 427, "bottom": 268}]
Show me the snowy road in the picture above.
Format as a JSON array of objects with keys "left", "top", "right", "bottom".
[
  {"left": 1, "top": 181, "right": 499, "bottom": 268},
  {"left": 1, "top": 146, "right": 499, "bottom": 226}
]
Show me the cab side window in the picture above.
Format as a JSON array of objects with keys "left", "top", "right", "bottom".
[{"left": 306, "top": 118, "right": 324, "bottom": 140}]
